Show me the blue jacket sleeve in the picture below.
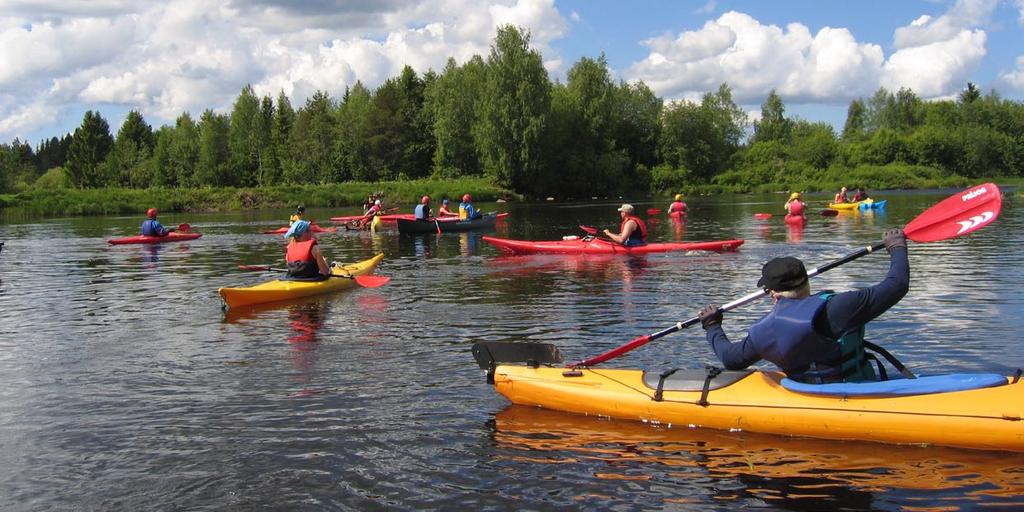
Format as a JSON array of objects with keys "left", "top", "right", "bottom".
[
  {"left": 819, "top": 247, "right": 909, "bottom": 337},
  {"left": 705, "top": 324, "right": 763, "bottom": 370}
]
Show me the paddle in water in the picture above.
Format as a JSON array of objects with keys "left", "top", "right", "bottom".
[
  {"left": 237, "top": 264, "right": 390, "bottom": 287},
  {"left": 178, "top": 223, "right": 191, "bottom": 232},
  {"left": 753, "top": 213, "right": 772, "bottom": 220},
  {"left": 820, "top": 209, "right": 839, "bottom": 217},
  {"left": 565, "top": 183, "right": 1003, "bottom": 368}
]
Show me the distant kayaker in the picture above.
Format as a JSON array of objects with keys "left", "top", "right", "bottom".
[
  {"left": 852, "top": 188, "right": 869, "bottom": 202},
  {"left": 284, "top": 220, "right": 330, "bottom": 280},
  {"left": 414, "top": 195, "right": 433, "bottom": 221},
  {"left": 355, "top": 199, "right": 383, "bottom": 229},
  {"left": 290, "top": 205, "right": 306, "bottom": 224},
  {"left": 784, "top": 192, "right": 806, "bottom": 217},
  {"left": 459, "top": 194, "right": 482, "bottom": 220},
  {"left": 667, "top": 194, "right": 688, "bottom": 215},
  {"left": 438, "top": 198, "right": 458, "bottom": 217},
  {"left": 141, "top": 208, "right": 176, "bottom": 237},
  {"left": 696, "top": 229, "right": 909, "bottom": 384},
  {"left": 603, "top": 204, "right": 648, "bottom": 247},
  {"left": 834, "top": 187, "right": 849, "bottom": 203}
]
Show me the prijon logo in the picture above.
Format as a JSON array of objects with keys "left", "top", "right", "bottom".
[
  {"left": 956, "top": 211, "right": 994, "bottom": 234},
  {"left": 961, "top": 186, "right": 988, "bottom": 202}
]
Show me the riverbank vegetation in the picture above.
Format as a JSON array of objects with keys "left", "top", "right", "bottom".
[{"left": 1, "top": 25, "right": 1022, "bottom": 217}]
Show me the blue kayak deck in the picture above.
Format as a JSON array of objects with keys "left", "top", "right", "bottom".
[{"left": 781, "top": 373, "right": 1007, "bottom": 396}]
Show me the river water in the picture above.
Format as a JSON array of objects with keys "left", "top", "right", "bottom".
[{"left": 0, "top": 187, "right": 1022, "bottom": 511}]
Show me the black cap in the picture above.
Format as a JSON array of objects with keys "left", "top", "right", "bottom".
[
  {"left": 296, "top": 205, "right": 305, "bottom": 212},
  {"left": 757, "top": 257, "right": 808, "bottom": 291}
]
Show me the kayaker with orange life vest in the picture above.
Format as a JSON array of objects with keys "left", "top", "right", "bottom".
[
  {"left": 354, "top": 199, "right": 383, "bottom": 229},
  {"left": 438, "top": 198, "right": 457, "bottom": 217},
  {"left": 834, "top": 186, "right": 849, "bottom": 203},
  {"left": 696, "top": 229, "right": 909, "bottom": 384},
  {"left": 414, "top": 195, "right": 433, "bottom": 221},
  {"left": 459, "top": 194, "right": 482, "bottom": 220},
  {"left": 784, "top": 192, "right": 806, "bottom": 217},
  {"left": 141, "top": 208, "right": 176, "bottom": 237},
  {"left": 667, "top": 194, "right": 688, "bottom": 215},
  {"left": 604, "top": 204, "right": 648, "bottom": 247},
  {"left": 852, "top": 188, "right": 869, "bottom": 202},
  {"left": 284, "top": 220, "right": 330, "bottom": 280}
]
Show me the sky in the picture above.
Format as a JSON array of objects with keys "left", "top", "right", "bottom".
[{"left": 2, "top": 0, "right": 1023, "bottom": 146}]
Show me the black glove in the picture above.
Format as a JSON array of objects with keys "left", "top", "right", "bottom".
[
  {"left": 698, "top": 304, "right": 723, "bottom": 330},
  {"left": 883, "top": 229, "right": 907, "bottom": 253}
]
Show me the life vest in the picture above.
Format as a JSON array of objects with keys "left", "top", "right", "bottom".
[
  {"left": 787, "top": 200, "right": 804, "bottom": 216},
  {"left": 746, "top": 292, "right": 876, "bottom": 383},
  {"left": 620, "top": 215, "right": 648, "bottom": 243},
  {"left": 669, "top": 201, "right": 686, "bottom": 214},
  {"left": 458, "top": 202, "right": 469, "bottom": 220},
  {"left": 289, "top": 214, "right": 303, "bottom": 223},
  {"left": 834, "top": 192, "right": 848, "bottom": 203},
  {"left": 286, "top": 239, "right": 320, "bottom": 278},
  {"left": 141, "top": 219, "right": 166, "bottom": 237},
  {"left": 414, "top": 204, "right": 430, "bottom": 221}
]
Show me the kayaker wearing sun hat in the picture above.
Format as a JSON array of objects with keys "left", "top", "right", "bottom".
[
  {"left": 667, "top": 194, "right": 688, "bottom": 215},
  {"left": 284, "top": 220, "right": 330, "bottom": 279},
  {"left": 604, "top": 204, "right": 648, "bottom": 247},
  {"left": 141, "top": 208, "right": 175, "bottom": 237},
  {"left": 696, "top": 229, "right": 909, "bottom": 384}
]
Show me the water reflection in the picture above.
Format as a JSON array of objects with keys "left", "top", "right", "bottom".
[
  {"left": 670, "top": 216, "right": 686, "bottom": 241},
  {"left": 492, "top": 405, "right": 1024, "bottom": 509}
]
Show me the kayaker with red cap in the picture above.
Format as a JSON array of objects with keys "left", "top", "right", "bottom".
[
  {"left": 284, "top": 220, "right": 330, "bottom": 280},
  {"left": 438, "top": 198, "right": 457, "bottom": 217},
  {"left": 414, "top": 195, "right": 433, "bottom": 221},
  {"left": 141, "top": 208, "right": 176, "bottom": 237},
  {"left": 696, "top": 229, "right": 909, "bottom": 384},
  {"left": 459, "top": 194, "right": 482, "bottom": 220},
  {"left": 604, "top": 204, "right": 647, "bottom": 247}
]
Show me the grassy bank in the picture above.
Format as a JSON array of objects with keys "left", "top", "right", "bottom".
[{"left": 0, "top": 177, "right": 516, "bottom": 217}]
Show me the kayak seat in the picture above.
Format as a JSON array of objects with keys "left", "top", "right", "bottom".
[
  {"left": 281, "top": 274, "right": 330, "bottom": 282},
  {"left": 642, "top": 368, "right": 753, "bottom": 392},
  {"left": 781, "top": 373, "right": 1007, "bottom": 397}
]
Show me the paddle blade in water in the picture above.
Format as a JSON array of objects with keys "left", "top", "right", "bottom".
[
  {"left": 820, "top": 209, "right": 839, "bottom": 217},
  {"left": 353, "top": 275, "right": 390, "bottom": 287},
  {"left": 904, "top": 183, "right": 1002, "bottom": 243},
  {"left": 578, "top": 225, "right": 599, "bottom": 235},
  {"left": 646, "top": 208, "right": 662, "bottom": 215},
  {"left": 753, "top": 213, "right": 772, "bottom": 220},
  {"left": 178, "top": 223, "right": 191, "bottom": 232}
]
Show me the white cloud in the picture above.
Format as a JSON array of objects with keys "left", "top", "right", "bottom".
[
  {"left": 0, "top": 0, "right": 568, "bottom": 141},
  {"left": 1016, "top": 0, "right": 1024, "bottom": 24},
  {"left": 696, "top": 1, "right": 717, "bottom": 15},
  {"left": 624, "top": 11, "right": 883, "bottom": 104},
  {"left": 1000, "top": 56, "right": 1024, "bottom": 90}
]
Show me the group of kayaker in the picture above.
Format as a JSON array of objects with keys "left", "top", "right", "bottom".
[
  {"left": 410, "top": 194, "right": 482, "bottom": 221},
  {"left": 834, "top": 186, "right": 870, "bottom": 203}
]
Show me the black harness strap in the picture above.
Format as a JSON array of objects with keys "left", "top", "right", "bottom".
[
  {"left": 698, "top": 365, "right": 722, "bottom": 407},
  {"left": 653, "top": 368, "right": 680, "bottom": 402},
  {"left": 1013, "top": 368, "right": 1022, "bottom": 384},
  {"left": 863, "top": 341, "right": 916, "bottom": 379}
]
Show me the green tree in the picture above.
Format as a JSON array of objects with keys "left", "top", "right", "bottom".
[
  {"left": 255, "top": 94, "right": 277, "bottom": 186},
  {"left": 66, "top": 110, "right": 114, "bottom": 188},
  {"left": 659, "top": 83, "right": 746, "bottom": 181},
  {"left": 426, "top": 56, "right": 485, "bottom": 178},
  {"left": 335, "top": 82, "right": 374, "bottom": 181},
  {"left": 752, "top": 90, "right": 792, "bottom": 143},
  {"left": 284, "top": 91, "right": 334, "bottom": 183},
  {"left": 227, "top": 85, "right": 261, "bottom": 186},
  {"left": 196, "top": 109, "right": 230, "bottom": 186},
  {"left": 475, "top": 25, "right": 551, "bottom": 192},
  {"left": 108, "top": 110, "right": 155, "bottom": 187}
]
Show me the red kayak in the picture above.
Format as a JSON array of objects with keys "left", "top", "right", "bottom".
[
  {"left": 482, "top": 235, "right": 743, "bottom": 255},
  {"left": 262, "top": 224, "right": 337, "bottom": 234},
  {"left": 330, "top": 212, "right": 509, "bottom": 223},
  {"left": 108, "top": 231, "right": 202, "bottom": 245}
]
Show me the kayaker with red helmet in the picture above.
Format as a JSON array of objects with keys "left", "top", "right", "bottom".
[
  {"left": 414, "top": 195, "right": 433, "bottom": 221},
  {"left": 284, "top": 220, "right": 330, "bottom": 280},
  {"left": 667, "top": 194, "right": 688, "bottom": 215},
  {"left": 603, "top": 204, "right": 647, "bottom": 247},
  {"left": 141, "top": 208, "right": 176, "bottom": 237},
  {"left": 438, "top": 198, "right": 457, "bottom": 217},
  {"left": 458, "top": 194, "right": 482, "bottom": 220},
  {"left": 696, "top": 229, "right": 909, "bottom": 384}
]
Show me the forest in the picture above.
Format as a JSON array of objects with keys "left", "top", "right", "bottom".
[{"left": 2, "top": 25, "right": 1022, "bottom": 206}]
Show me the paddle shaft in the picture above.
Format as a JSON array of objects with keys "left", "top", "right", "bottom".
[{"left": 242, "top": 265, "right": 357, "bottom": 280}]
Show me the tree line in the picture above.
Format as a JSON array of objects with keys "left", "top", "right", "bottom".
[{"left": 2, "top": 26, "right": 1022, "bottom": 199}]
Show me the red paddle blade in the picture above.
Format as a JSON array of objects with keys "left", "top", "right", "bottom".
[
  {"left": 178, "top": 223, "right": 191, "bottom": 232},
  {"left": 578, "top": 225, "right": 598, "bottom": 235},
  {"left": 238, "top": 264, "right": 271, "bottom": 271},
  {"left": 820, "top": 209, "right": 839, "bottom": 217},
  {"left": 646, "top": 208, "right": 662, "bottom": 215},
  {"left": 904, "top": 183, "right": 1002, "bottom": 243},
  {"left": 753, "top": 213, "right": 772, "bottom": 220},
  {"left": 354, "top": 275, "right": 390, "bottom": 287}
]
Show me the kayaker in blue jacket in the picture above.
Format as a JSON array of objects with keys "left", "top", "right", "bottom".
[
  {"left": 414, "top": 195, "right": 433, "bottom": 221},
  {"left": 459, "top": 194, "right": 482, "bottom": 220},
  {"left": 696, "top": 229, "right": 909, "bottom": 384},
  {"left": 141, "top": 208, "right": 176, "bottom": 237}
]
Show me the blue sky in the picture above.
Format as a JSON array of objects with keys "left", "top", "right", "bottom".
[{"left": 2, "top": 0, "right": 1022, "bottom": 146}]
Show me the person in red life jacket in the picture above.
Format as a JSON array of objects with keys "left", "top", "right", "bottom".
[
  {"left": 353, "top": 199, "right": 382, "bottom": 229},
  {"left": 851, "top": 187, "right": 869, "bottom": 202},
  {"left": 438, "top": 198, "right": 458, "bottom": 217},
  {"left": 834, "top": 186, "right": 849, "bottom": 203},
  {"left": 667, "top": 193, "right": 688, "bottom": 216},
  {"left": 414, "top": 195, "right": 433, "bottom": 221},
  {"left": 784, "top": 192, "right": 806, "bottom": 217},
  {"left": 696, "top": 229, "right": 909, "bottom": 384},
  {"left": 141, "top": 208, "right": 176, "bottom": 237},
  {"left": 604, "top": 204, "right": 648, "bottom": 247},
  {"left": 284, "top": 220, "right": 330, "bottom": 280}
]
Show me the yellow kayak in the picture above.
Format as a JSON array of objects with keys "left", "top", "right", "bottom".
[
  {"left": 828, "top": 200, "right": 865, "bottom": 210},
  {"left": 219, "top": 253, "right": 384, "bottom": 309},
  {"left": 490, "top": 365, "right": 1024, "bottom": 452}
]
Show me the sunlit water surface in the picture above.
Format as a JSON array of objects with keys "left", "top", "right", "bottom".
[{"left": 0, "top": 189, "right": 1022, "bottom": 510}]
